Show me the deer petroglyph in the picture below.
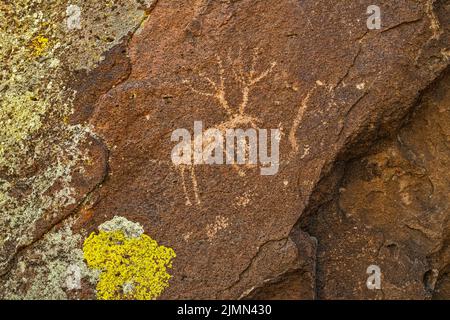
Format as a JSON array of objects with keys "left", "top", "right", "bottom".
[{"left": 175, "top": 49, "right": 277, "bottom": 206}]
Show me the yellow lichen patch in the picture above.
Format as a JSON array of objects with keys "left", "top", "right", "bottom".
[
  {"left": 30, "top": 35, "right": 49, "bottom": 57},
  {"left": 83, "top": 230, "right": 176, "bottom": 300}
]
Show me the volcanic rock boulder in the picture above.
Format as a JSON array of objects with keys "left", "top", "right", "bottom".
[
  {"left": 87, "top": 0, "right": 449, "bottom": 299},
  {"left": 1, "top": 0, "right": 449, "bottom": 299}
]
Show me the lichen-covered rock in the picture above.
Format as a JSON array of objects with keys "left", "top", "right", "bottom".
[
  {"left": 0, "top": 217, "right": 98, "bottom": 300},
  {"left": 0, "top": 0, "right": 449, "bottom": 300},
  {"left": 0, "top": 0, "right": 154, "bottom": 277}
]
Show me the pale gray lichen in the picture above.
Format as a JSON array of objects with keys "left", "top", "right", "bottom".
[
  {"left": 1, "top": 218, "right": 99, "bottom": 300},
  {"left": 98, "top": 216, "right": 145, "bottom": 239},
  {"left": 122, "top": 281, "right": 136, "bottom": 295}
]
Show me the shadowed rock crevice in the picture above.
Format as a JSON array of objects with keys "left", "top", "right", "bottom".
[{"left": 293, "top": 68, "right": 450, "bottom": 300}]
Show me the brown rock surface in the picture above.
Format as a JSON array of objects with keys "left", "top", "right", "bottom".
[
  {"left": 87, "top": 0, "right": 449, "bottom": 299},
  {"left": 1, "top": 0, "right": 449, "bottom": 299},
  {"left": 299, "top": 69, "right": 450, "bottom": 299}
]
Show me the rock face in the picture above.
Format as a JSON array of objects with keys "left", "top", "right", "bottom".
[
  {"left": 0, "top": 0, "right": 153, "bottom": 283},
  {"left": 0, "top": 0, "right": 449, "bottom": 300},
  {"left": 300, "top": 70, "right": 450, "bottom": 299}
]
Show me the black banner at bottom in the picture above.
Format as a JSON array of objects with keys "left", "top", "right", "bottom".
[{"left": 0, "top": 300, "right": 446, "bottom": 318}]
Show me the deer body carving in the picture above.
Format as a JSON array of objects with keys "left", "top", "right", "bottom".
[{"left": 176, "top": 50, "right": 277, "bottom": 206}]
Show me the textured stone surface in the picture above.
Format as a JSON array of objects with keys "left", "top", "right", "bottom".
[
  {"left": 0, "top": 0, "right": 449, "bottom": 300},
  {"left": 0, "top": 0, "right": 154, "bottom": 297},
  {"left": 300, "top": 69, "right": 450, "bottom": 299}
]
